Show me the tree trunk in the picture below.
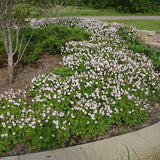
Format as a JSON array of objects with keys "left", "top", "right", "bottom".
[
  {"left": 8, "top": 54, "right": 14, "bottom": 83},
  {"left": 55, "top": 6, "right": 60, "bottom": 18}
]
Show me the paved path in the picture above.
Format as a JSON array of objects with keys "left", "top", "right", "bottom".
[
  {"left": 79, "top": 16, "right": 160, "bottom": 20},
  {"left": 1, "top": 122, "right": 160, "bottom": 160}
]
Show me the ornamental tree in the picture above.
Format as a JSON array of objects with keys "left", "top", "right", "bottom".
[{"left": 0, "top": 0, "right": 33, "bottom": 83}]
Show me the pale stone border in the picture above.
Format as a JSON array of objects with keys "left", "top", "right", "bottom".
[
  {"left": 138, "top": 30, "right": 155, "bottom": 44},
  {"left": 138, "top": 30, "right": 160, "bottom": 50}
]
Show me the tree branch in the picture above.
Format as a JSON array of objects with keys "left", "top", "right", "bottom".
[
  {"left": 13, "top": 28, "right": 19, "bottom": 56},
  {"left": 13, "top": 29, "right": 34, "bottom": 68}
]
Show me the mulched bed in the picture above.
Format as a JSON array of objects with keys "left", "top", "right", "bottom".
[
  {"left": 0, "top": 52, "right": 62, "bottom": 94},
  {"left": 0, "top": 34, "right": 160, "bottom": 157}
]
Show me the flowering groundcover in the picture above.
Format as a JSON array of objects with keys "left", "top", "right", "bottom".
[{"left": 0, "top": 18, "right": 160, "bottom": 154}]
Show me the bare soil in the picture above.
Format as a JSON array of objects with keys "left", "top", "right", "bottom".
[
  {"left": 0, "top": 52, "right": 62, "bottom": 94},
  {"left": 0, "top": 35, "right": 160, "bottom": 157}
]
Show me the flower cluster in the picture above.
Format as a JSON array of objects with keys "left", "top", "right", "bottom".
[
  {"left": 29, "top": 17, "right": 80, "bottom": 29},
  {"left": 28, "top": 18, "right": 159, "bottom": 144}
]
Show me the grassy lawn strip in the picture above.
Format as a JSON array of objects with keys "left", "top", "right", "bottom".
[
  {"left": 107, "top": 20, "right": 160, "bottom": 33},
  {"left": 59, "top": 7, "right": 130, "bottom": 17},
  {"left": 30, "top": 6, "right": 160, "bottom": 18}
]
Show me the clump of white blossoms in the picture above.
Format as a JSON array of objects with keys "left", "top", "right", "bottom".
[
  {"left": 0, "top": 18, "right": 159, "bottom": 151},
  {"left": 29, "top": 18, "right": 159, "bottom": 134}
]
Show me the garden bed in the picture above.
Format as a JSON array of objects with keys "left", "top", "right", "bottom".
[{"left": 0, "top": 18, "right": 160, "bottom": 157}]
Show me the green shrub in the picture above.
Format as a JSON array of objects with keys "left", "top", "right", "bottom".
[
  {"left": 0, "top": 40, "right": 5, "bottom": 54},
  {"left": 0, "top": 54, "right": 2, "bottom": 65},
  {"left": 20, "top": 25, "right": 92, "bottom": 64},
  {"left": 0, "top": 40, "right": 6, "bottom": 65},
  {"left": 117, "top": 26, "right": 160, "bottom": 72},
  {"left": 128, "top": 43, "right": 160, "bottom": 72},
  {"left": 0, "top": 20, "right": 91, "bottom": 65}
]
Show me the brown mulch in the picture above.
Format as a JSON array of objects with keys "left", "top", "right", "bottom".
[
  {"left": 0, "top": 52, "right": 62, "bottom": 94},
  {"left": 0, "top": 36, "right": 160, "bottom": 157}
]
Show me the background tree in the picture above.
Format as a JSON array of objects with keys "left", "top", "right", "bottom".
[
  {"left": 54, "top": 0, "right": 69, "bottom": 17},
  {"left": 0, "top": 0, "right": 33, "bottom": 83},
  {"left": 33, "top": 0, "right": 69, "bottom": 19},
  {"left": 68, "top": 0, "right": 160, "bottom": 13}
]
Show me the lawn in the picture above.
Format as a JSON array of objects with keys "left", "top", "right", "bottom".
[
  {"left": 58, "top": 6, "right": 130, "bottom": 16},
  {"left": 30, "top": 6, "right": 160, "bottom": 18},
  {"left": 106, "top": 20, "right": 160, "bottom": 33},
  {"left": 31, "top": 6, "right": 129, "bottom": 18}
]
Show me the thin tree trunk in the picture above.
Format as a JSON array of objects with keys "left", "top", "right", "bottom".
[
  {"left": 7, "top": 24, "right": 14, "bottom": 83},
  {"left": 8, "top": 54, "right": 14, "bottom": 83}
]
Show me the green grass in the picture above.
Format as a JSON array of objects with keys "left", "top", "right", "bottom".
[
  {"left": 31, "top": 6, "right": 130, "bottom": 18},
  {"left": 30, "top": 6, "right": 160, "bottom": 18},
  {"left": 58, "top": 6, "right": 130, "bottom": 17},
  {"left": 58, "top": 6, "right": 160, "bottom": 17},
  {"left": 118, "top": 145, "right": 160, "bottom": 160},
  {"left": 107, "top": 20, "right": 160, "bottom": 33}
]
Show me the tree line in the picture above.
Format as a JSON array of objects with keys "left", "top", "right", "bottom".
[{"left": 68, "top": 0, "right": 160, "bottom": 14}]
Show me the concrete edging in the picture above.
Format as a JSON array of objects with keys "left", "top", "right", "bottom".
[
  {"left": 151, "top": 43, "right": 160, "bottom": 49},
  {"left": 138, "top": 30, "right": 155, "bottom": 44},
  {"left": 138, "top": 30, "right": 160, "bottom": 50},
  {"left": 1, "top": 122, "right": 160, "bottom": 160}
]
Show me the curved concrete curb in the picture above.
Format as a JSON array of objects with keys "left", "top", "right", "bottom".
[
  {"left": 138, "top": 30, "right": 155, "bottom": 44},
  {"left": 151, "top": 43, "right": 160, "bottom": 50},
  {"left": 137, "top": 30, "right": 160, "bottom": 50},
  {"left": 1, "top": 122, "right": 160, "bottom": 160}
]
